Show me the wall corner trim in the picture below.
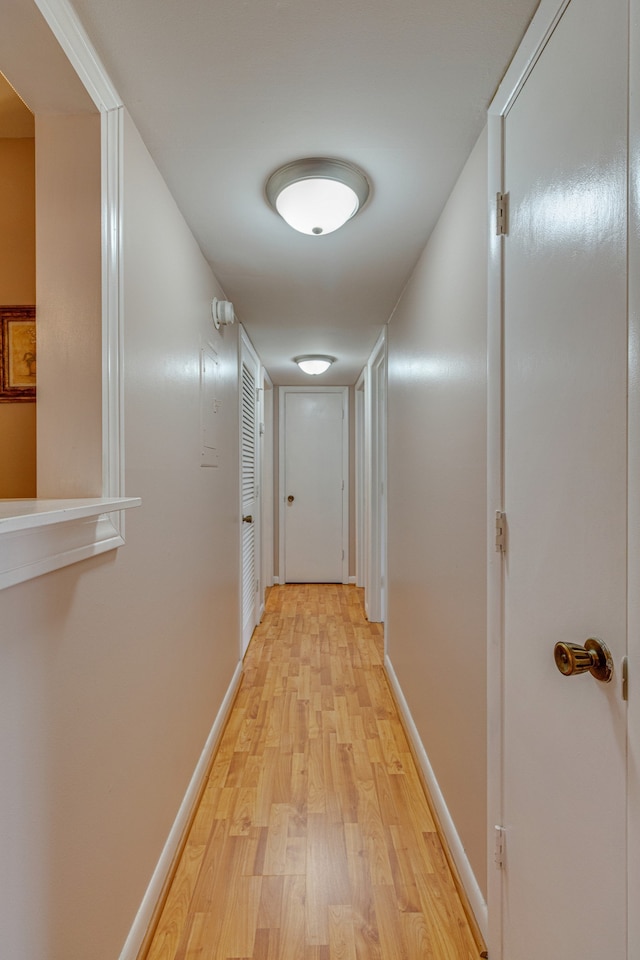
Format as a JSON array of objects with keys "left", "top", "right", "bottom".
[
  {"left": 118, "top": 661, "right": 244, "bottom": 960},
  {"left": 34, "top": 0, "right": 123, "bottom": 111},
  {"left": 384, "top": 654, "right": 488, "bottom": 942}
]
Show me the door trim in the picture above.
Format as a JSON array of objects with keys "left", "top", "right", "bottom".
[
  {"left": 628, "top": 0, "right": 640, "bottom": 947},
  {"left": 355, "top": 369, "right": 366, "bottom": 589},
  {"left": 487, "top": 3, "right": 577, "bottom": 956},
  {"left": 365, "top": 330, "right": 387, "bottom": 626},
  {"left": 259, "top": 368, "right": 274, "bottom": 617},
  {"left": 278, "top": 385, "right": 349, "bottom": 585}
]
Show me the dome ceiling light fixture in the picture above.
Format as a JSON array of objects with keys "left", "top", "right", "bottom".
[
  {"left": 295, "top": 355, "right": 336, "bottom": 376},
  {"left": 266, "top": 158, "right": 370, "bottom": 236}
]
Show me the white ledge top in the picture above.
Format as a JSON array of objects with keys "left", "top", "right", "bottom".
[{"left": 0, "top": 497, "right": 141, "bottom": 533}]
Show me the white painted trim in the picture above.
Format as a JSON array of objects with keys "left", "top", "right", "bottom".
[
  {"left": 385, "top": 654, "right": 488, "bottom": 941},
  {"left": 259, "top": 369, "right": 274, "bottom": 615},
  {"left": 102, "top": 106, "right": 125, "bottom": 503},
  {"left": 0, "top": 498, "right": 141, "bottom": 591},
  {"left": 348, "top": 576, "right": 356, "bottom": 585},
  {"left": 0, "top": 498, "right": 139, "bottom": 533},
  {"left": 628, "top": 0, "right": 640, "bottom": 948},
  {"left": 118, "top": 661, "right": 243, "bottom": 960},
  {"left": 364, "top": 329, "right": 387, "bottom": 625},
  {"left": 488, "top": 0, "right": 571, "bottom": 117},
  {"left": 1, "top": 0, "right": 135, "bottom": 590},
  {"left": 354, "top": 369, "right": 366, "bottom": 590},
  {"left": 486, "top": 110, "right": 505, "bottom": 960},
  {"left": 33, "top": 0, "right": 122, "bottom": 111},
  {"left": 278, "top": 386, "right": 349, "bottom": 585}
]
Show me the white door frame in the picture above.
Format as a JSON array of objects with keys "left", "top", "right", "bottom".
[
  {"left": 259, "top": 368, "right": 274, "bottom": 616},
  {"left": 355, "top": 369, "right": 366, "bottom": 589},
  {"left": 628, "top": 0, "right": 640, "bottom": 947},
  {"left": 239, "top": 325, "right": 261, "bottom": 656},
  {"left": 278, "top": 385, "right": 349, "bottom": 585},
  {"left": 487, "top": 1, "right": 638, "bottom": 955},
  {"left": 365, "top": 329, "right": 387, "bottom": 625}
]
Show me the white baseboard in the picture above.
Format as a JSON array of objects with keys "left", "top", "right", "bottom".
[
  {"left": 118, "top": 661, "right": 243, "bottom": 960},
  {"left": 384, "top": 654, "right": 488, "bottom": 941},
  {"left": 273, "top": 576, "right": 280, "bottom": 584},
  {"left": 348, "top": 576, "right": 356, "bottom": 584}
]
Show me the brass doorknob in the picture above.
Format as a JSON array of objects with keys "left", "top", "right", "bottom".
[
  {"left": 242, "top": 514, "right": 253, "bottom": 524},
  {"left": 553, "top": 638, "right": 613, "bottom": 683},
  {"left": 287, "top": 495, "right": 295, "bottom": 503}
]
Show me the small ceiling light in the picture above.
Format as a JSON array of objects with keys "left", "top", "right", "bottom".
[
  {"left": 295, "top": 355, "right": 336, "bottom": 375},
  {"left": 266, "top": 158, "right": 370, "bottom": 236}
]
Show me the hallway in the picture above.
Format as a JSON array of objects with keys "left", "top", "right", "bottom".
[{"left": 145, "top": 585, "right": 482, "bottom": 960}]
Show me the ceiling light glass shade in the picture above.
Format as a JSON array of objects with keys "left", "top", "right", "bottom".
[
  {"left": 266, "top": 158, "right": 370, "bottom": 236},
  {"left": 295, "top": 355, "right": 336, "bottom": 375}
]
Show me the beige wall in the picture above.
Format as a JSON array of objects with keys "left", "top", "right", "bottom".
[
  {"left": 0, "top": 110, "right": 241, "bottom": 959},
  {"left": 0, "top": 137, "right": 36, "bottom": 497},
  {"left": 386, "top": 128, "right": 488, "bottom": 894},
  {"left": 36, "top": 115, "right": 103, "bottom": 498}
]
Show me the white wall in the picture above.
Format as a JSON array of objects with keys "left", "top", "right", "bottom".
[
  {"left": 0, "top": 110, "right": 241, "bottom": 959},
  {"left": 386, "top": 128, "right": 488, "bottom": 895}
]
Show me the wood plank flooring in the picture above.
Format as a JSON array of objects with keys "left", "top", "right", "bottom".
[{"left": 145, "top": 584, "right": 482, "bottom": 960}]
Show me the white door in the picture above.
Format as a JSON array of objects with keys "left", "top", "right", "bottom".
[
  {"left": 280, "top": 387, "right": 348, "bottom": 583},
  {"left": 240, "top": 330, "right": 260, "bottom": 655},
  {"left": 498, "top": 0, "right": 628, "bottom": 956}
]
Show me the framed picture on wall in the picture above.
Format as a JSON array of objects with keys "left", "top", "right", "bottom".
[{"left": 0, "top": 306, "right": 36, "bottom": 402}]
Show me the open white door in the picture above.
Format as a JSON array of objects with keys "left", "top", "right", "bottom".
[{"left": 489, "top": 0, "right": 629, "bottom": 956}]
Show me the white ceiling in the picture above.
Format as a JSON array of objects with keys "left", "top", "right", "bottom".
[{"left": 22, "top": 0, "right": 540, "bottom": 384}]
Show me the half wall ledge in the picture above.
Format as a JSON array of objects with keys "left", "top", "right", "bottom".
[{"left": 0, "top": 497, "right": 141, "bottom": 590}]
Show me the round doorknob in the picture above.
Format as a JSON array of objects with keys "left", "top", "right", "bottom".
[
  {"left": 287, "top": 495, "right": 295, "bottom": 503},
  {"left": 553, "top": 638, "right": 613, "bottom": 683}
]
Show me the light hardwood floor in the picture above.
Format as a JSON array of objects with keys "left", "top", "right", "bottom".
[{"left": 144, "top": 584, "right": 483, "bottom": 960}]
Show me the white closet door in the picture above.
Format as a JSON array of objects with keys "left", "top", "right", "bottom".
[
  {"left": 499, "top": 0, "right": 628, "bottom": 956},
  {"left": 281, "top": 388, "right": 348, "bottom": 584},
  {"left": 240, "top": 334, "right": 259, "bottom": 655}
]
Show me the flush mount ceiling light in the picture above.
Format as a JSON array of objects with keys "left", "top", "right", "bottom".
[
  {"left": 266, "top": 158, "right": 370, "bottom": 236},
  {"left": 295, "top": 355, "right": 336, "bottom": 375}
]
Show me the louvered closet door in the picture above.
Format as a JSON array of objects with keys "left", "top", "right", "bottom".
[{"left": 240, "top": 342, "right": 259, "bottom": 655}]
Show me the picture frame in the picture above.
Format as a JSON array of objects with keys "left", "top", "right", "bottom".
[{"left": 0, "top": 306, "right": 36, "bottom": 402}]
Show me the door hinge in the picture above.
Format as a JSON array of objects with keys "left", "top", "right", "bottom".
[
  {"left": 622, "top": 656, "right": 629, "bottom": 701},
  {"left": 496, "top": 192, "right": 509, "bottom": 236},
  {"left": 494, "top": 825, "right": 506, "bottom": 869},
  {"left": 495, "top": 511, "right": 506, "bottom": 554},
  {"left": 256, "top": 578, "right": 259, "bottom": 593}
]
